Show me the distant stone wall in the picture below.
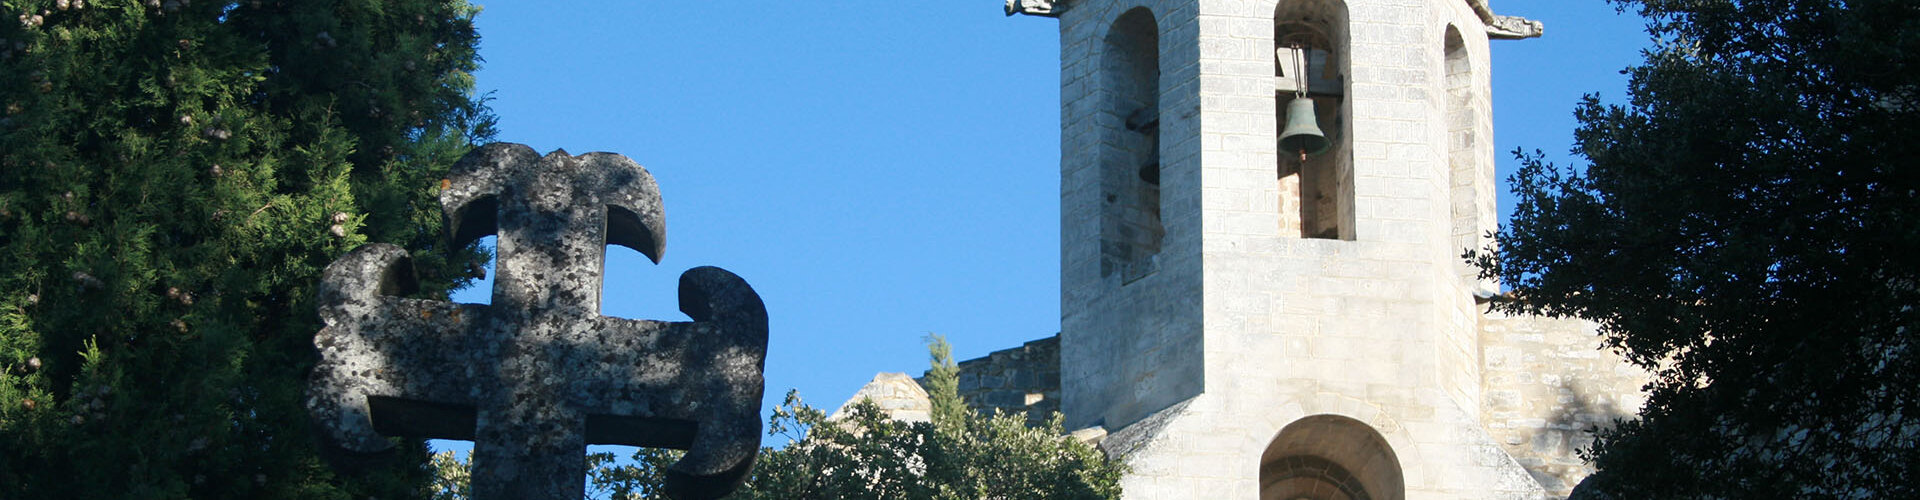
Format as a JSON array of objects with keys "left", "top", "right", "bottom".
[
  {"left": 833, "top": 372, "right": 932, "bottom": 424},
  {"left": 834, "top": 337, "right": 1062, "bottom": 428},
  {"left": 1480, "top": 311, "right": 1650, "bottom": 498},
  {"left": 947, "top": 336, "right": 1061, "bottom": 427}
]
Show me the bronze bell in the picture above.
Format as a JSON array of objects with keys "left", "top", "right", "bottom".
[{"left": 1278, "top": 96, "right": 1331, "bottom": 159}]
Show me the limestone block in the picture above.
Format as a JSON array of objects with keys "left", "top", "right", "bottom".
[
  {"left": 831, "top": 373, "right": 932, "bottom": 423},
  {"left": 1479, "top": 311, "right": 1649, "bottom": 499}
]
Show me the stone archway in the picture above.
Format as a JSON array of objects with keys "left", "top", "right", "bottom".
[{"left": 1260, "top": 414, "right": 1404, "bottom": 500}]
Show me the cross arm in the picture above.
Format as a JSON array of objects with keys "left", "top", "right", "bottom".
[
  {"left": 570, "top": 266, "right": 768, "bottom": 500},
  {"left": 308, "top": 243, "right": 494, "bottom": 453},
  {"left": 442, "top": 143, "right": 668, "bottom": 263},
  {"left": 577, "top": 151, "right": 668, "bottom": 263}
]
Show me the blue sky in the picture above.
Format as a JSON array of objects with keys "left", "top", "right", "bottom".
[{"left": 438, "top": 1, "right": 1651, "bottom": 452}]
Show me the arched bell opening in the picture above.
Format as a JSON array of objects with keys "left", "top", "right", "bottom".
[
  {"left": 1260, "top": 415, "right": 1405, "bottom": 500},
  {"left": 1274, "top": 0, "right": 1353, "bottom": 241},
  {"left": 1100, "top": 7, "right": 1163, "bottom": 283}
]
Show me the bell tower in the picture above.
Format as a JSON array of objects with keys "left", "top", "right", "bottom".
[{"left": 1010, "top": 0, "right": 1554, "bottom": 498}]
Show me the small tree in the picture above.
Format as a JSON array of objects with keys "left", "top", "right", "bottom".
[
  {"left": 923, "top": 333, "right": 965, "bottom": 426},
  {"left": 1479, "top": 0, "right": 1919, "bottom": 497}
]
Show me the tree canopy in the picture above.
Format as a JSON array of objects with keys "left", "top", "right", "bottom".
[
  {"left": 0, "top": 0, "right": 494, "bottom": 498},
  {"left": 1479, "top": 0, "right": 1919, "bottom": 497}
]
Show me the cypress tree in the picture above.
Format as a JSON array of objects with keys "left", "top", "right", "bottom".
[{"left": 0, "top": 1, "right": 494, "bottom": 498}]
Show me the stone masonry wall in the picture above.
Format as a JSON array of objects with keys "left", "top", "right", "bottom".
[
  {"left": 949, "top": 336, "right": 1062, "bottom": 427},
  {"left": 1480, "top": 310, "right": 1649, "bottom": 498},
  {"left": 836, "top": 337, "right": 1063, "bottom": 428},
  {"left": 1058, "top": 0, "right": 1208, "bottom": 434}
]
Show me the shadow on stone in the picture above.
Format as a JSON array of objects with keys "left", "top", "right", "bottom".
[{"left": 1521, "top": 377, "right": 1631, "bottom": 496}]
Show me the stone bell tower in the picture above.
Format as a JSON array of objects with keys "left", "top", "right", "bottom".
[{"left": 1000, "top": 1, "right": 1631, "bottom": 499}]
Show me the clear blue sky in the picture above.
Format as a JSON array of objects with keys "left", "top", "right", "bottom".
[{"left": 437, "top": 1, "right": 1651, "bottom": 452}]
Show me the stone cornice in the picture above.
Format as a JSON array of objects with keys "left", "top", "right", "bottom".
[
  {"left": 1466, "top": 0, "right": 1544, "bottom": 39},
  {"left": 1004, "top": 0, "right": 1065, "bottom": 17}
]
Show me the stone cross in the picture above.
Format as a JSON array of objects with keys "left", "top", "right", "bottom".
[{"left": 307, "top": 143, "right": 767, "bottom": 500}]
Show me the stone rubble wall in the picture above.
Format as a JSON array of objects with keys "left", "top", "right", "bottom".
[
  {"left": 835, "top": 337, "right": 1063, "bottom": 428},
  {"left": 948, "top": 336, "right": 1063, "bottom": 427},
  {"left": 1480, "top": 310, "right": 1650, "bottom": 498}
]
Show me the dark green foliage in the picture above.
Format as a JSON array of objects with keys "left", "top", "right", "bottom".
[
  {"left": 0, "top": 0, "right": 494, "bottom": 498},
  {"left": 1477, "top": 1, "right": 1919, "bottom": 497},
  {"left": 713, "top": 390, "right": 1121, "bottom": 500}
]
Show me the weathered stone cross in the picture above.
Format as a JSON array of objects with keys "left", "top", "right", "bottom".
[{"left": 307, "top": 143, "right": 767, "bottom": 500}]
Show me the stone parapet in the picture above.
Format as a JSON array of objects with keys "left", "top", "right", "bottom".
[
  {"left": 837, "top": 337, "right": 1062, "bottom": 428},
  {"left": 949, "top": 336, "right": 1063, "bottom": 426}
]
